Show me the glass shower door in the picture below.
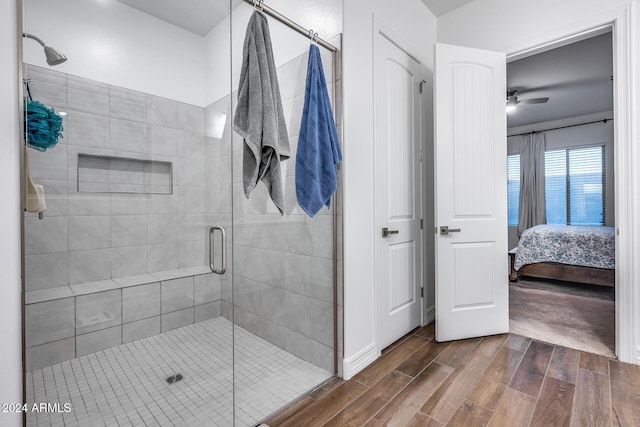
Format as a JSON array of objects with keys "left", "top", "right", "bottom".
[
  {"left": 228, "top": 3, "right": 339, "bottom": 425},
  {"left": 22, "top": 0, "right": 339, "bottom": 424},
  {"left": 22, "top": 0, "right": 236, "bottom": 425}
]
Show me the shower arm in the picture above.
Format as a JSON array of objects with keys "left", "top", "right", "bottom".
[
  {"left": 23, "top": 32, "right": 67, "bottom": 66},
  {"left": 23, "top": 33, "right": 47, "bottom": 47}
]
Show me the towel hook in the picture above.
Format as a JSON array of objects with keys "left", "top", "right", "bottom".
[
  {"left": 308, "top": 29, "right": 319, "bottom": 44},
  {"left": 253, "top": 0, "right": 264, "bottom": 11}
]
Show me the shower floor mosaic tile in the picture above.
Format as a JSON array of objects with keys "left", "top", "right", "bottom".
[{"left": 26, "top": 317, "right": 332, "bottom": 427}]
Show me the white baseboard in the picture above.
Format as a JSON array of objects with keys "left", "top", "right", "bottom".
[
  {"left": 424, "top": 305, "right": 435, "bottom": 324},
  {"left": 342, "top": 343, "right": 378, "bottom": 380}
]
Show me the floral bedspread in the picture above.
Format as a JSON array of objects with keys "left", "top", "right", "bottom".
[{"left": 514, "top": 224, "right": 615, "bottom": 270}]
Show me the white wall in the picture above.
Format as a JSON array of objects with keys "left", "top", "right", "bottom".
[
  {"left": 25, "top": 0, "right": 206, "bottom": 106},
  {"left": 439, "top": 0, "right": 640, "bottom": 364},
  {"left": 438, "top": 0, "right": 632, "bottom": 52},
  {"left": 0, "top": 0, "right": 24, "bottom": 425},
  {"left": 25, "top": 0, "right": 341, "bottom": 108},
  {"left": 342, "top": 0, "right": 436, "bottom": 378},
  {"left": 634, "top": 0, "right": 640, "bottom": 366}
]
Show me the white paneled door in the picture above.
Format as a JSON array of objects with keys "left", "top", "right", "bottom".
[
  {"left": 375, "top": 31, "right": 423, "bottom": 350},
  {"left": 434, "top": 43, "right": 508, "bottom": 342}
]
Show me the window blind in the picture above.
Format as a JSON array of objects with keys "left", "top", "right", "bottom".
[
  {"left": 507, "top": 154, "right": 520, "bottom": 226},
  {"left": 544, "top": 146, "right": 604, "bottom": 226},
  {"left": 568, "top": 146, "right": 605, "bottom": 225},
  {"left": 544, "top": 150, "right": 567, "bottom": 225},
  {"left": 509, "top": 145, "right": 605, "bottom": 228}
]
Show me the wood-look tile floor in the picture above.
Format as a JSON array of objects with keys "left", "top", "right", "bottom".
[{"left": 264, "top": 323, "right": 640, "bottom": 427}]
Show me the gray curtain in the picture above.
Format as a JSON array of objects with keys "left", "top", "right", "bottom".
[{"left": 518, "top": 132, "right": 546, "bottom": 237}]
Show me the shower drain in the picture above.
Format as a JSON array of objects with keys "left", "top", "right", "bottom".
[{"left": 166, "top": 373, "right": 183, "bottom": 384}]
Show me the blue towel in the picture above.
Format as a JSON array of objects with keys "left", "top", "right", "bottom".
[{"left": 296, "top": 45, "right": 342, "bottom": 217}]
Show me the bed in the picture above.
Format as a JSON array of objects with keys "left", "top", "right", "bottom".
[{"left": 510, "top": 224, "right": 615, "bottom": 287}]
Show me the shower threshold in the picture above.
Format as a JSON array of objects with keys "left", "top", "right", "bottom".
[{"left": 26, "top": 317, "right": 332, "bottom": 427}]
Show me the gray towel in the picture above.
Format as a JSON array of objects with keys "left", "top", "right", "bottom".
[{"left": 234, "top": 11, "right": 290, "bottom": 215}]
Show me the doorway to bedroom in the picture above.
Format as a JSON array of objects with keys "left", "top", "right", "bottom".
[{"left": 505, "top": 28, "right": 616, "bottom": 358}]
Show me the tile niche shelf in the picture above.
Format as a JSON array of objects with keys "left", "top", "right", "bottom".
[{"left": 77, "top": 153, "right": 173, "bottom": 194}]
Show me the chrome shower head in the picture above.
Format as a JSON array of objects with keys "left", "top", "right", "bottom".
[
  {"left": 23, "top": 33, "right": 67, "bottom": 66},
  {"left": 43, "top": 46, "right": 67, "bottom": 66}
]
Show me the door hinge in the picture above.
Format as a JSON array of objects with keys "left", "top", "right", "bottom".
[
  {"left": 420, "top": 219, "right": 423, "bottom": 229},
  {"left": 421, "top": 287, "right": 424, "bottom": 298}
]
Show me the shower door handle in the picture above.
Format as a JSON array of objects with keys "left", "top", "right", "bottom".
[{"left": 209, "top": 226, "right": 227, "bottom": 275}]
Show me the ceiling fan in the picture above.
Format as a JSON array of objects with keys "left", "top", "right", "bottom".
[{"left": 506, "top": 89, "right": 549, "bottom": 113}]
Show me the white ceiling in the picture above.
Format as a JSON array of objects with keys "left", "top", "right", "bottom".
[
  {"left": 507, "top": 31, "right": 613, "bottom": 129},
  {"left": 419, "top": 0, "right": 477, "bottom": 17},
  {"left": 115, "top": 0, "right": 341, "bottom": 39},
  {"left": 116, "top": 0, "right": 242, "bottom": 36}
]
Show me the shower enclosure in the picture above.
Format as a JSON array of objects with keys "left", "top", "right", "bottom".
[{"left": 21, "top": 0, "right": 342, "bottom": 425}]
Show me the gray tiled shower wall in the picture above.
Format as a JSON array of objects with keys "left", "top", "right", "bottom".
[
  {"left": 24, "top": 46, "right": 340, "bottom": 373},
  {"left": 23, "top": 62, "right": 228, "bottom": 370},
  {"left": 24, "top": 64, "right": 220, "bottom": 286}
]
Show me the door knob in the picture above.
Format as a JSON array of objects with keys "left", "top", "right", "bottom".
[
  {"left": 440, "top": 226, "right": 461, "bottom": 236},
  {"left": 382, "top": 227, "right": 399, "bottom": 237}
]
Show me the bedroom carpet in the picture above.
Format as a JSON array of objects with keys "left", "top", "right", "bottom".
[{"left": 509, "top": 278, "right": 615, "bottom": 357}]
